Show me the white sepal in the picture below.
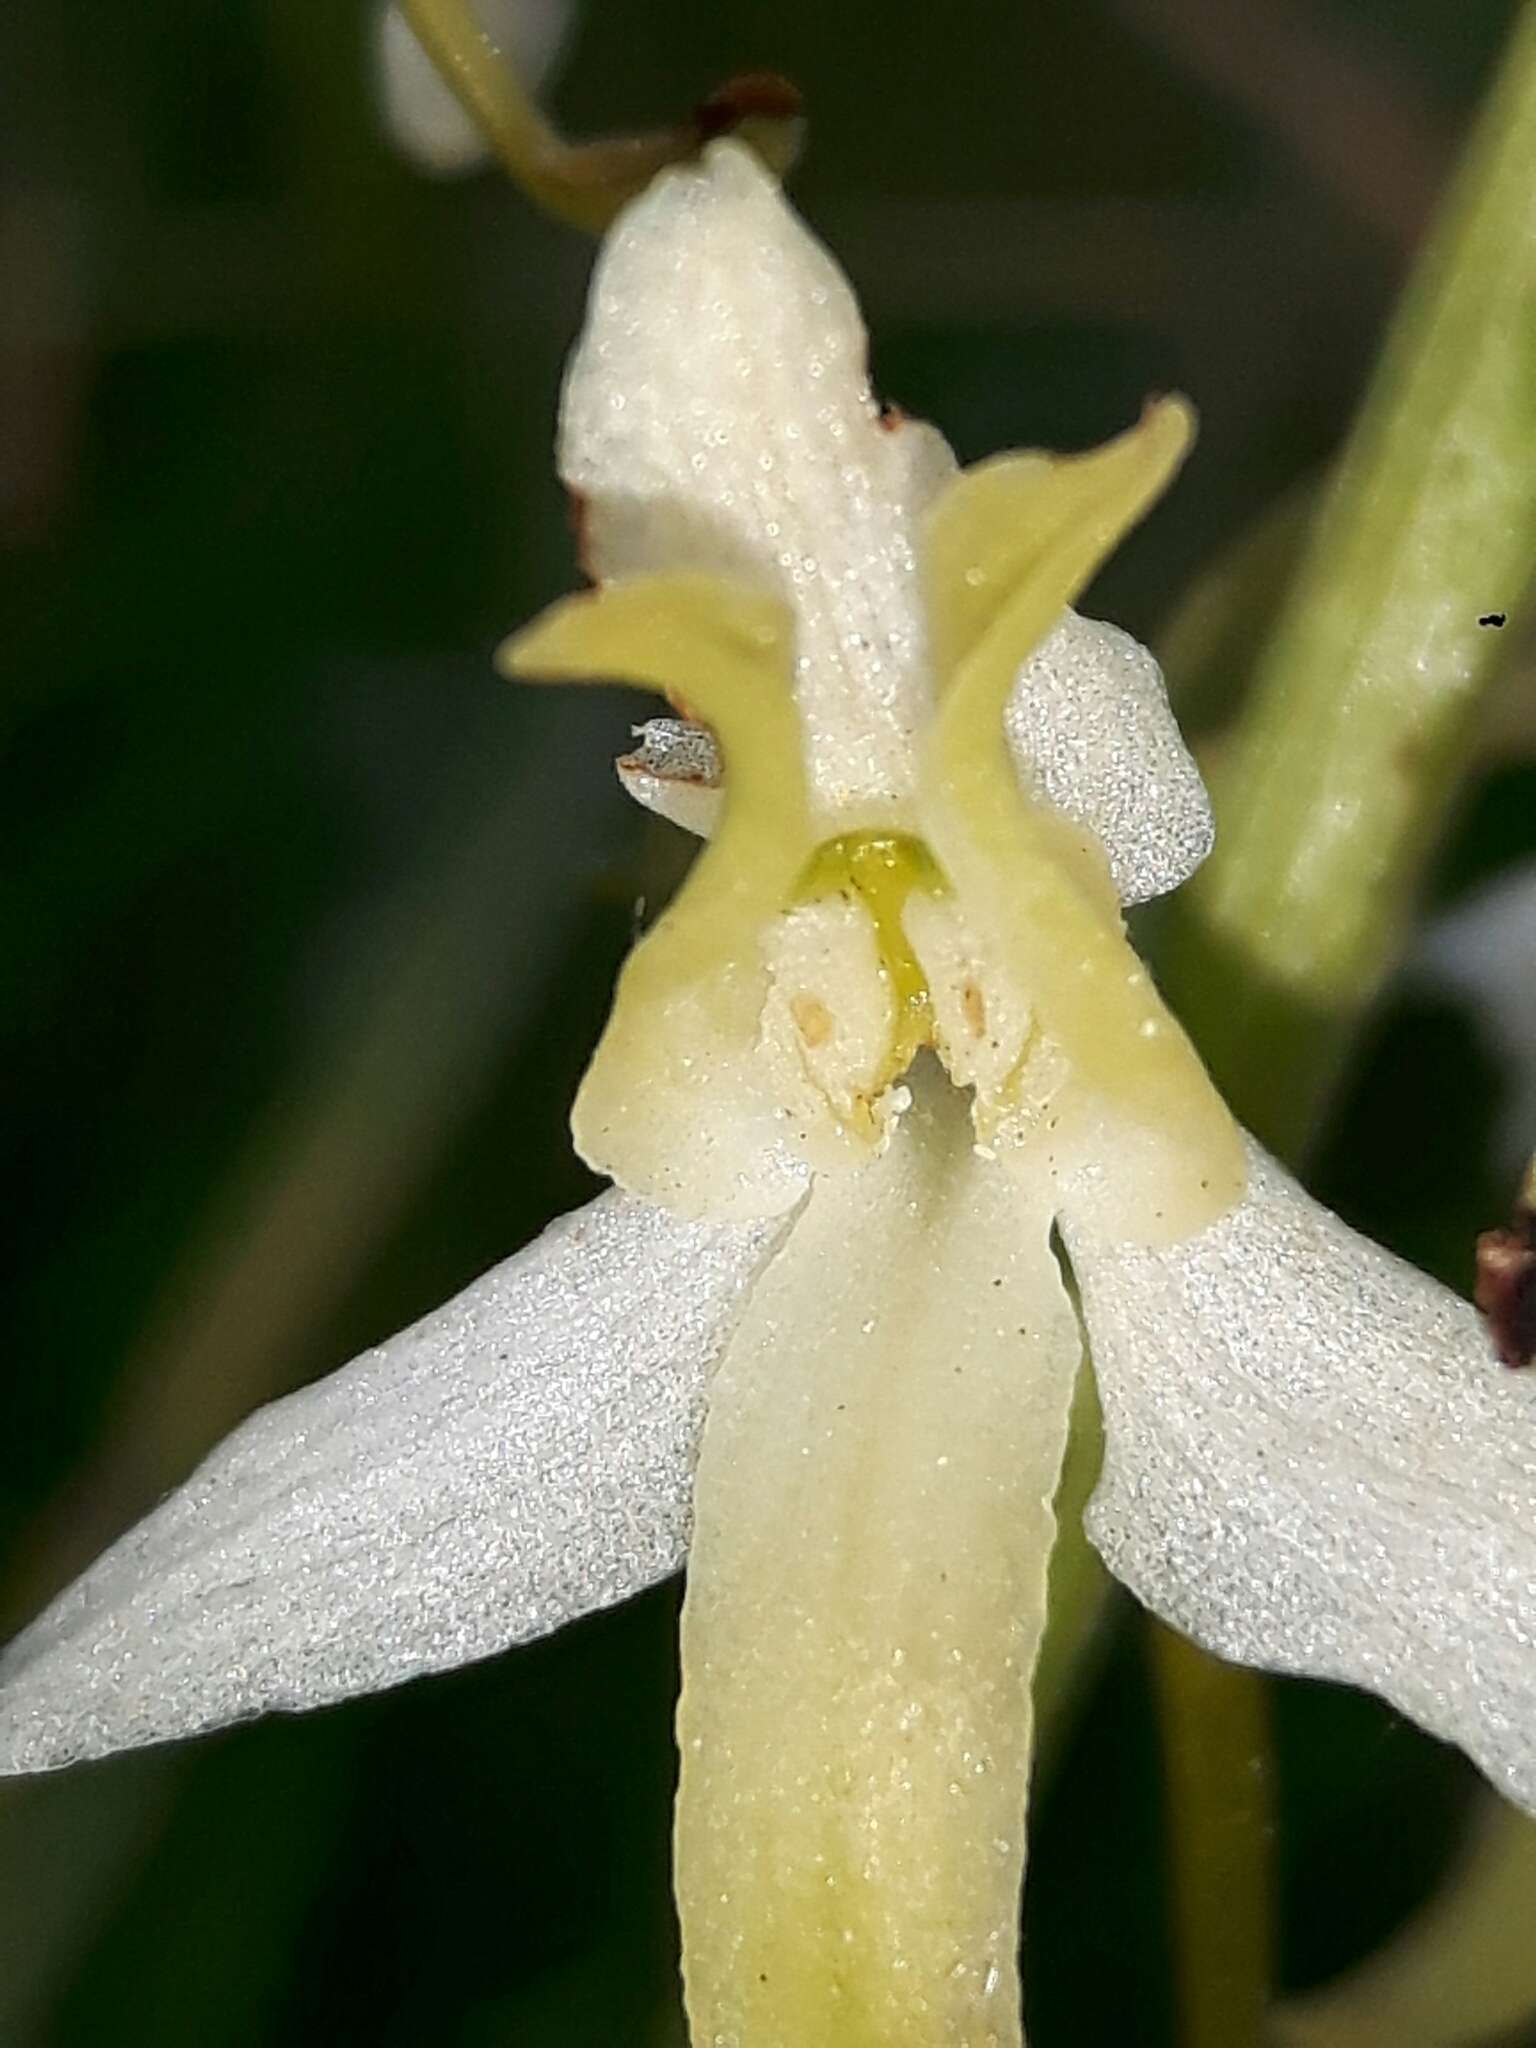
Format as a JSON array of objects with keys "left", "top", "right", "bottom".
[{"left": 561, "top": 141, "right": 948, "bottom": 817}]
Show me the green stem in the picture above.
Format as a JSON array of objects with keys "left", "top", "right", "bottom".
[
  {"left": 1151, "top": 7, "right": 1536, "bottom": 2037},
  {"left": 1150, "top": 1629, "right": 1275, "bottom": 2048},
  {"left": 399, "top": 0, "right": 673, "bottom": 229},
  {"left": 1163, "top": 0, "right": 1536, "bottom": 1160}
]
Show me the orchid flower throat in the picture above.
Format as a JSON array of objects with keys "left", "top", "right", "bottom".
[
  {"left": 504, "top": 398, "right": 1245, "bottom": 1243},
  {"left": 786, "top": 831, "right": 946, "bottom": 1110}
]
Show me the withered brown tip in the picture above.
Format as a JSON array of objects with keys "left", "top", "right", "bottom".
[
  {"left": 1475, "top": 1187, "right": 1536, "bottom": 1369},
  {"left": 694, "top": 72, "right": 806, "bottom": 141}
]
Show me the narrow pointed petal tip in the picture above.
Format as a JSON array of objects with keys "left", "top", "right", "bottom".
[
  {"left": 0, "top": 1193, "right": 778, "bottom": 1777},
  {"left": 1064, "top": 1138, "right": 1536, "bottom": 1814}
]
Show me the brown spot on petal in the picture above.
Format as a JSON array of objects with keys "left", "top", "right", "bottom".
[
  {"left": 1476, "top": 1174, "right": 1536, "bottom": 1369},
  {"left": 791, "top": 993, "right": 834, "bottom": 1049}
]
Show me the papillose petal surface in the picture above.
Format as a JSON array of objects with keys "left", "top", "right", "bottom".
[
  {"left": 1006, "top": 612, "right": 1213, "bottom": 904},
  {"left": 0, "top": 1192, "right": 777, "bottom": 1774},
  {"left": 1065, "top": 1137, "right": 1536, "bottom": 1812}
]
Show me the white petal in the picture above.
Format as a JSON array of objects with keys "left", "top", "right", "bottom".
[
  {"left": 675, "top": 1070, "right": 1080, "bottom": 2044},
  {"left": 561, "top": 140, "right": 952, "bottom": 815},
  {"left": 1006, "top": 611, "right": 1214, "bottom": 903},
  {"left": 1062, "top": 1137, "right": 1536, "bottom": 1811},
  {"left": 374, "top": 0, "right": 572, "bottom": 176},
  {"left": 0, "top": 1191, "right": 778, "bottom": 1774}
]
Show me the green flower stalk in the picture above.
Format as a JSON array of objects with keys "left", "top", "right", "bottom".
[
  {"left": 390, "top": 0, "right": 803, "bottom": 226},
  {"left": 1165, "top": 0, "right": 1536, "bottom": 1159}
]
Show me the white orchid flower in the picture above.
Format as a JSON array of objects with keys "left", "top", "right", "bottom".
[{"left": 3, "top": 140, "right": 1532, "bottom": 2046}]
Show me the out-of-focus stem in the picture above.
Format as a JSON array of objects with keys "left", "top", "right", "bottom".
[
  {"left": 1163, "top": 0, "right": 1536, "bottom": 1162},
  {"left": 400, "top": 0, "right": 803, "bottom": 232},
  {"left": 1149, "top": 1628, "right": 1275, "bottom": 2048},
  {"left": 1273, "top": 1797, "right": 1536, "bottom": 2048}
]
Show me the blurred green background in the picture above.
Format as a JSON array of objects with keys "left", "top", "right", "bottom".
[{"left": 2, "top": 0, "right": 1533, "bottom": 2040}]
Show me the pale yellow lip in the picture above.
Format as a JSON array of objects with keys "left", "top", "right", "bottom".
[{"left": 675, "top": 1071, "right": 1082, "bottom": 2048}]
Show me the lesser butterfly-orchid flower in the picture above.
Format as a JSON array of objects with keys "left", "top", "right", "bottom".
[{"left": 4, "top": 142, "right": 1533, "bottom": 2048}]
